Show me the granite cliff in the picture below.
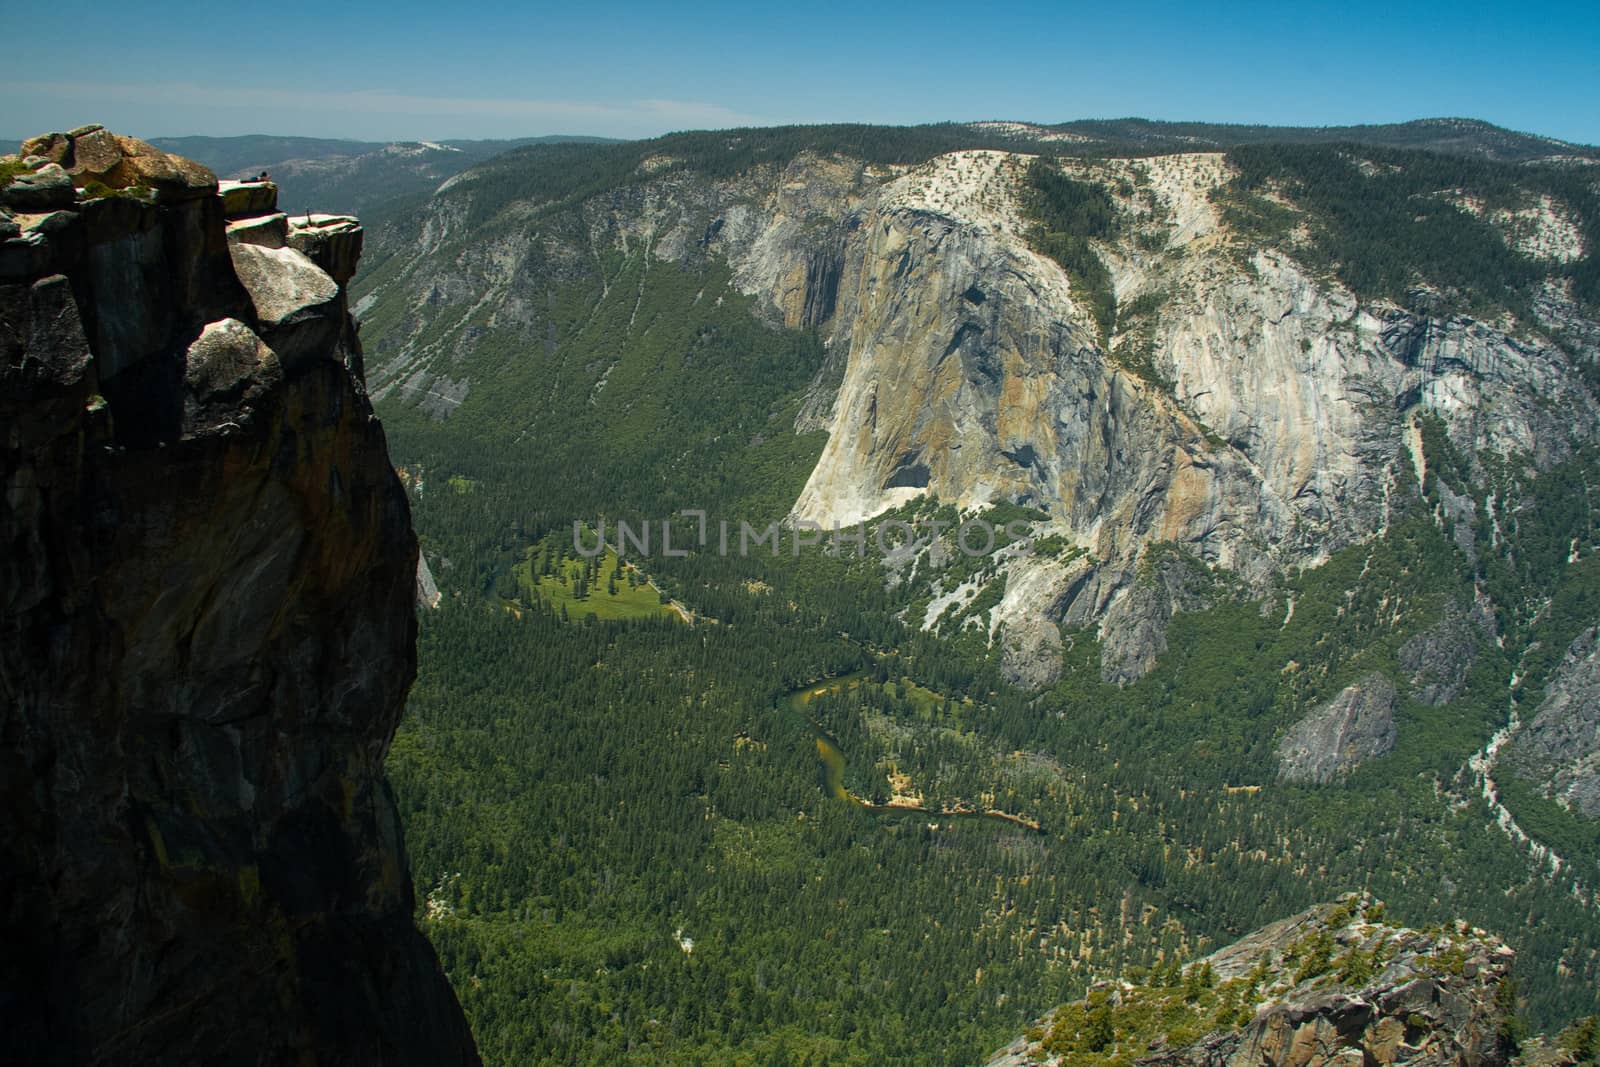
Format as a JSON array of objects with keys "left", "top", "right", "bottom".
[
  {"left": 356, "top": 134, "right": 1598, "bottom": 690},
  {"left": 1276, "top": 673, "right": 1399, "bottom": 784},
  {"left": 290, "top": 124, "right": 1600, "bottom": 1062},
  {"left": 0, "top": 127, "right": 477, "bottom": 1065}
]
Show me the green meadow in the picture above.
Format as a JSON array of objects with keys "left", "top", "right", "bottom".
[{"left": 512, "top": 540, "right": 676, "bottom": 623}]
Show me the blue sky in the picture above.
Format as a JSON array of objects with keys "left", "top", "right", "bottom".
[{"left": 5, "top": 1, "right": 1597, "bottom": 144}]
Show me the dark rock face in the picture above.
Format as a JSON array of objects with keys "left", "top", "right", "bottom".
[
  {"left": 1400, "top": 606, "right": 1484, "bottom": 707},
  {"left": 1277, "top": 673, "right": 1399, "bottom": 784},
  {"left": 1098, "top": 549, "right": 1218, "bottom": 686},
  {"left": 0, "top": 129, "right": 477, "bottom": 1066},
  {"left": 0, "top": 162, "right": 76, "bottom": 211},
  {"left": 1509, "top": 625, "right": 1600, "bottom": 817}
]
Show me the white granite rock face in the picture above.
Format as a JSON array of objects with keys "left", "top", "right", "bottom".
[
  {"left": 360, "top": 147, "right": 1600, "bottom": 685},
  {"left": 1276, "top": 674, "right": 1399, "bottom": 784}
]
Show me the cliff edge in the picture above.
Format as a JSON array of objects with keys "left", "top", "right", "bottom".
[{"left": 0, "top": 127, "right": 478, "bottom": 1065}]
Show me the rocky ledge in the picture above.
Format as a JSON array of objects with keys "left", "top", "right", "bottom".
[
  {"left": 988, "top": 896, "right": 1518, "bottom": 1067},
  {"left": 0, "top": 127, "right": 477, "bottom": 1065}
]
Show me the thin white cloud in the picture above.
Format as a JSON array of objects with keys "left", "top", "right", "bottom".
[{"left": 1, "top": 80, "right": 766, "bottom": 136}]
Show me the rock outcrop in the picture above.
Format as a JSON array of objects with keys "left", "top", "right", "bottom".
[
  {"left": 1, "top": 128, "right": 477, "bottom": 1065},
  {"left": 417, "top": 553, "right": 443, "bottom": 610},
  {"left": 1508, "top": 625, "right": 1600, "bottom": 817},
  {"left": 1400, "top": 605, "right": 1487, "bottom": 706},
  {"left": 1098, "top": 546, "right": 1220, "bottom": 685},
  {"left": 1277, "top": 673, "right": 1399, "bottom": 784},
  {"left": 987, "top": 897, "right": 1518, "bottom": 1067}
]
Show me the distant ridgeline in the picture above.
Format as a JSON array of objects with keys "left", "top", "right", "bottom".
[{"left": 150, "top": 132, "right": 622, "bottom": 223}]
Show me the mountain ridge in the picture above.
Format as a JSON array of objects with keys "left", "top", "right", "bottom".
[
  {"left": 146, "top": 133, "right": 621, "bottom": 224},
  {"left": 978, "top": 115, "right": 1599, "bottom": 160}
]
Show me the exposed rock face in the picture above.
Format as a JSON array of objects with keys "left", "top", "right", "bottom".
[
  {"left": 988, "top": 897, "right": 1518, "bottom": 1067},
  {"left": 1098, "top": 547, "right": 1219, "bottom": 685},
  {"left": 999, "top": 614, "right": 1066, "bottom": 689},
  {"left": 417, "top": 553, "right": 443, "bottom": 610},
  {"left": 0, "top": 129, "right": 477, "bottom": 1065},
  {"left": 1147, "top": 913, "right": 1515, "bottom": 1067},
  {"left": 767, "top": 152, "right": 1592, "bottom": 687},
  {"left": 1509, "top": 626, "right": 1600, "bottom": 817},
  {"left": 1277, "top": 673, "right": 1399, "bottom": 784},
  {"left": 1400, "top": 606, "right": 1486, "bottom": 706},
  {"left": 0, "top": 162, "right": 75, "bottom": 211},
  {"left": 357, "top": 145, "right": 1600, "bottom": 688},
  {"left": 289, "top": 213, "right": 365, "bottom": 287},
  {"left": 20, "top": 124, "right": 219, "bottom": 203}
]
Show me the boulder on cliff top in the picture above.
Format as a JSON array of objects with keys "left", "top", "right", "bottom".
[
  {"left": 15, "top": 128, "right": 216, "bottom": 202},
  {"left": 219, "top": 179, "right": 279, "bottom": 218},
  {"left": 66, "top": 126, "right": 124, "bottom": 179},
  {"left": 0, "top": 162, "right": 75, "bottom": 212},
  {"left": 19, "top": 131, "right": 70, "bottom": 164},
  {"left": 288, "top": 214, "right": 364, "bottom": 286},
  {"left": 109, "top": 135, "right": 217, "bottom": 200}
]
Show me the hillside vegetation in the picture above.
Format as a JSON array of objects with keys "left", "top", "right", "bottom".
[{"left": 362, "top": 121, "right": 1600, "bottom": 1065}]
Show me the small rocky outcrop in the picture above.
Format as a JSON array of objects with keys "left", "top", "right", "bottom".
[
  {"left": 1, "top": 127, "right": 477, "bottom": 1065},
  {"left": 1098, "top": 547, "right": 1219, "bottom": 685},
  {"left": 1508, "top": 625, "right": 1600, "bottom": 817},
  {"left": 1000, "top": 614, "right": 1067, "bottom": 689},
  {"left": 1513, "top": 1016, "right": 1600, "bottom": 1067},
  {"left": 15, "top": 123, "right": 217, "bottom": 204},
  {"left": 1277, "top": 673, "right": 1399, "bottom": 784},
  {"left": 1400, "top": 606, "right": 1485, "bottom": 706},
  {"left": 987, "top": 896, "right": 1519, "bottom": 1067},
  {"left": 417, "top": 553, "right": 444, "bottom": 609}
]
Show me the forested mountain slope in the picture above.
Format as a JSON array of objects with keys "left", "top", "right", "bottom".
[
  {"left": 353, "top": 120, "right": 1600, "bottom": 1064},
  {"left": 357, "top": 120, "right": 1600, "bottom": 686}
]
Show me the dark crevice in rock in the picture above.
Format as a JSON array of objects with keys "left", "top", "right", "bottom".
[{"left": 883, "top": 452, "right": 931, "bottom": 490}]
